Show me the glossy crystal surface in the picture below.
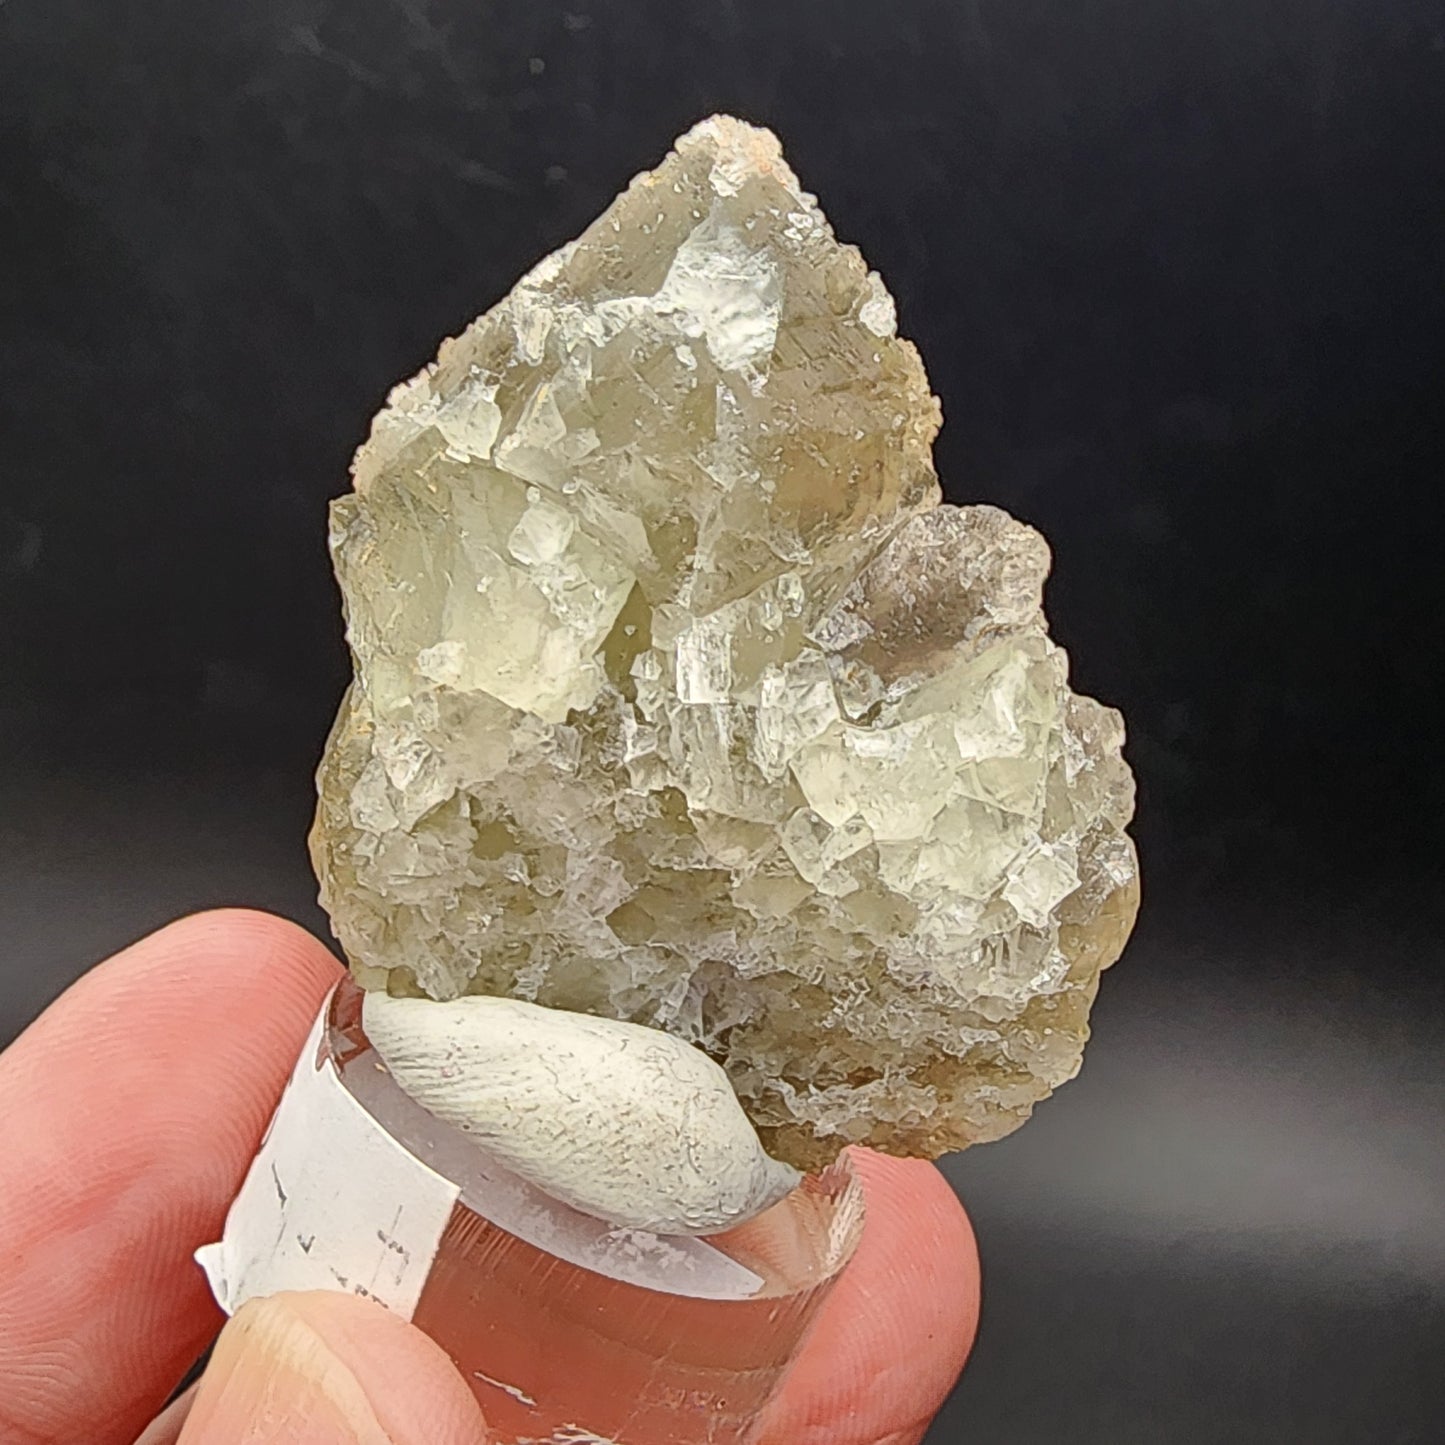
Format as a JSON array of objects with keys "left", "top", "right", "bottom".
[{"left": 311, "top": 116, "right": 1139, "bottom": 1169}]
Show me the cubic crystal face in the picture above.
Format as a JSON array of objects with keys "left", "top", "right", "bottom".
[{"left": 311, "top": 116, "right": 1139, "bottom": 1169}]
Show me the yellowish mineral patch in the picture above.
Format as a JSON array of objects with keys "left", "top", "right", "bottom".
[{"left": 310, "top": 116, "right": 1139, "bottom": 1169}]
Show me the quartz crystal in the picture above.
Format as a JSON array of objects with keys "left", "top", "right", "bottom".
[{"left": 311, "top": 115, "right": 1139, "bottom": 1170}]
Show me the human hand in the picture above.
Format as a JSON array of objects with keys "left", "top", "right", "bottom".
[{"left": 0, "top": 911, "right": 978, "bottom": 1445}]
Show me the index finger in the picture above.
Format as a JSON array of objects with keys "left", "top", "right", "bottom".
[{"left": 0, "top": 909, "right": 342, "bottom": 1444}]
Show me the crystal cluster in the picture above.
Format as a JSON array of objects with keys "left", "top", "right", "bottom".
[{"left": 311, "top": 116, "right": 1139, "bottom": 1169}]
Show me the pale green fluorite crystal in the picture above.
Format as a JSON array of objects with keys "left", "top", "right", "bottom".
[{"left": 311, "top": 116, "right": 1139, "bottom": 1169}]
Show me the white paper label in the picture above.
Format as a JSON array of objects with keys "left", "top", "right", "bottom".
[{"left": 196, "top": 990, "right": 460, "bottom": 1319}]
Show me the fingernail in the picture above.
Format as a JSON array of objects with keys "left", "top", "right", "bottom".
[
  {"left": 177, "top": 1292, "right": 488, "bottom": 1445},
  {"left": 178, "top": 1295, "right": 395, "bottom": 1444}
]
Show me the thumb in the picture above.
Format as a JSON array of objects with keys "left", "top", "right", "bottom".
[{"left": 159, "top": 1292, "right": 489, "bottom": 1444}]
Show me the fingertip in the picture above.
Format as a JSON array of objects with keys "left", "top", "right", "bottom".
[
  {"left": 848, "top": 1148, "right": 979, "bottom": 1315},
  {"left": 14, "top": 906, "right": 347, "bottom": 1198},
  {"left": 10, "top": 908, "right": 343, "bottom": 1081},
  {"left": 179, "top": 1292, "right": 489, "bottom": 1445},
  {"left": 110, "top": 907, "right": 344, "bottom": 1009},
  {"left": 0, "top": 912, "right": 346, "bottom": 1444},
  {"left": 756, "top": 1148, "right": 979, "bottom": 1445}
]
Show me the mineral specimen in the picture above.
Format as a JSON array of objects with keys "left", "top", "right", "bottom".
[{"left": 311, "top": 115, "right": 1139, "bottom": 1170}]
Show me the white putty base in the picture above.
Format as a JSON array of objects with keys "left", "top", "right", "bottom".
[{"left": 196, "top": 989, "right": 767, "bottom": 1320}]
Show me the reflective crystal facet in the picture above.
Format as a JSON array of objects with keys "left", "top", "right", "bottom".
[{"left": 311, "top": 116, "right": 1139, "bottom": 1169}]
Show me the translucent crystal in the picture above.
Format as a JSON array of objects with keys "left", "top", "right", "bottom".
[{"left": 311, "top": 115, "right": 1139, "bottom": 1169}]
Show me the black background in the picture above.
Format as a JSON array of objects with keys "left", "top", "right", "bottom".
[{"left": 3, "top": 2, "right": 1444, "bottom": 1440}]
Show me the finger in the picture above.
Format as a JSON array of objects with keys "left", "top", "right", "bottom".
[
  {"left": 134, "top": 1384, "right": 198, "bottom": 1445},
  {"left": 0, "top": 909, "right": 343, "bottom": 1445},
  {"left": 755, "top": 1149, "right": 979, "bottom": 1445},
  {"left": 175, "top": 1291, "right": 489, "bottom": 1444}
]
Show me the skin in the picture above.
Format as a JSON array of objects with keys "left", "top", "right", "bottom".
[{"left": 0, "top": 911, "right": 980, "bottom": 1445}]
